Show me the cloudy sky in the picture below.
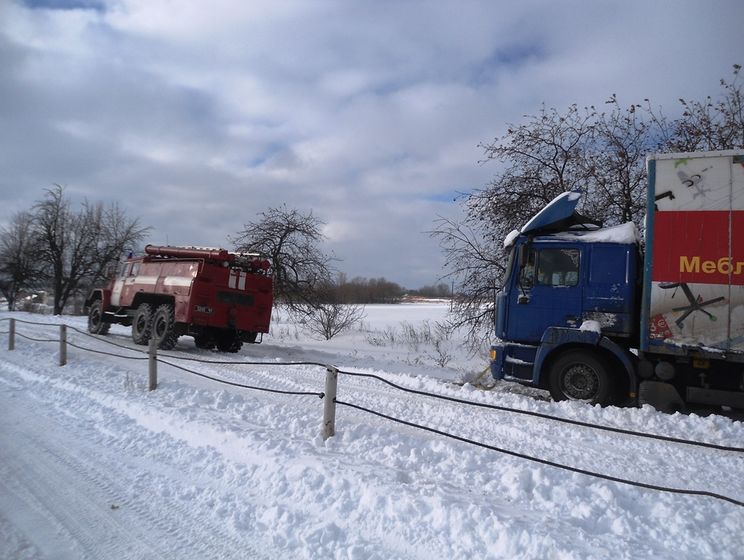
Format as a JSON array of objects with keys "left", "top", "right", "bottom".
[{"left": 1, "top": 0, "right": 742, "bottom": 288}]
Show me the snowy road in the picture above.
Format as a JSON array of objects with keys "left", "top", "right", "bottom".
[{"left": 1, "top": 313, "right": 743, "bottom": 559}]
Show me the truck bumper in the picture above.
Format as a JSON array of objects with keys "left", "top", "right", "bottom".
[{"left": 490, "top": 342, "right": 539, "bottom": 384}]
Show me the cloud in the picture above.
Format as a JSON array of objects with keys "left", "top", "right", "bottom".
[{"left": 1, "top": 0, "right": 743, "bottom": 288}]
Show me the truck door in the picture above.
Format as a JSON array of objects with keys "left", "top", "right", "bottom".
[
  {"left": 110, "top": 262, "right": 131, "bottom": 307},
  {"left": 118, "top": 262, "right": 140, "bottom": 307},
  {"left": 506, "top": 246, "right": 583, "bottom": 342}
]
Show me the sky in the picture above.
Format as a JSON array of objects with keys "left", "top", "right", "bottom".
[{"left": 1, "top": 0, "right": 742, "bottom": 289}]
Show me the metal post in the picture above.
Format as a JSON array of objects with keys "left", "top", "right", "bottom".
[
  {"left": 59, "top": 324, "right": 67, "bottom": 366},
  {"left": 148, "top": 337, "right": 158, "bottom": 391},
  {"left": 8, "top": 318, "right": 15, "bottom": 351},
  {"left": 322, "top": 366, "right": 339, "bottom": 440}
]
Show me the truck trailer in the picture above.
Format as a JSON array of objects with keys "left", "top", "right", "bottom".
[
  {"left": 86, "top": 245, "right": 273, "bottom": 353},
  {"left": 490, "top": 149, "right": 744, "bottom": 410}
]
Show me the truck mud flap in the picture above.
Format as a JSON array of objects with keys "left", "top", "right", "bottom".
[{"left": 638, "top": 381, "right": 685, "bottom": 413}]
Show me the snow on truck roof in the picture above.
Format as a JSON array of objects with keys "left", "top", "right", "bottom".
[
  {"left": 503, "top": 190, "right": 640, "bottom": 248},
  {"left": 504, "top": 222, "right": 640, "bottom": 248}
]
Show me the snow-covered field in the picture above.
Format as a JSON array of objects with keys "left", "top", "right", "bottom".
[{"left": 0, "top": 304, "right": 742, "bottom": 559}]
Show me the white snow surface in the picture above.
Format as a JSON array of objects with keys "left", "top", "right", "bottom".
[
  {"left": 550, "top": 222, "right": 640, "bottom": 245},
  {"left": 503, "top": 229, "right": 520, "bottom": 249},
  {"left": 1, "top": 305, "right": 743, "bottom": 559},
  {"left": 579, "top": 320, "right": 602, "bottom": 334}
]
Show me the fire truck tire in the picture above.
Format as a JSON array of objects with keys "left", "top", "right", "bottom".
[
  {"left": 216, "top": 331, "right": 243, "bottom": 353},
  {"left": 194, "top": 333, "right": 216, "bottom": 350},
  {"left": 152, "top": 304, "right": 179, "bottom": 350},
  {"left": 132, "top": 303, "right": 153, "bottom": 345},
  {"left": 87, "top": 300, "right": 110, "bottom": 335},
  {"left": 548, "top": 350, "right": 613, "bottom": 406}
]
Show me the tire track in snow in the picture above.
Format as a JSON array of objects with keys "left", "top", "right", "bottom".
[
  {"left": 0, "top": 383, "right": 170, "bottom": 560},
  {"left": 0, "top": 357, "right": 276, "bottom": 560}
]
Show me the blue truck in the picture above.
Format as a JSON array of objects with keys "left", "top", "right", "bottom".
[{"left": 490, "top": 149, "right": 744, "bottom": 410}]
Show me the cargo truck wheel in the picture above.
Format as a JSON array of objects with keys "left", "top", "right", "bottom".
[
  {"left": 132, "top": 303, "right": 153, "bottom": 345},
  {"left": 548, "top": 350, "right": 613, "bottom": 406},
  {"left": 216, "top": 330, "right": 242, "bottom": 353},
  {"left": 152, "top": 304, "right": 179, "bottom": 350},
  {"left": 87, "top": 300, "right": 110, "bottom": 335}
]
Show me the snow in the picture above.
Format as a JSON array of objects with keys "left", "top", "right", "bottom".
[
  {"left": 1, "top": 306, "right": 743, "bottom": 559},
  {"left": 554, "top": 222, "right": 640, "bottom": 245},
  {"left": 579, "top": 320, "right": 602, "bottom": 333},
  {"left": 504, "top": 222, "right": 639, "bottom": 250},
  {"left": 503, "top": 229, "right": 520, "bottom": 248}
]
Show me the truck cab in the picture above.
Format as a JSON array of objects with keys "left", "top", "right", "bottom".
[{"left": 491, "top": 192, "right": 641, "bottom": 405}]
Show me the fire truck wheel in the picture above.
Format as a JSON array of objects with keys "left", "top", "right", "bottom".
[
  {"left": 132, "top": 303, "right": 153, "bottom": 345},
  {"left": 152, "top": 304, "right": 179, "bottom": 350},
  {"left": 216, "top": 331, "right": 243, "bottom": 353},
  {"left": 194, "top": 333, "right": 216, "bottom": 350},
  {"left": 87, "top": 300, "right": 110, "bottom": 335},
  {"left": 548, "top": 350, "right": 613, "bottom": 406}
]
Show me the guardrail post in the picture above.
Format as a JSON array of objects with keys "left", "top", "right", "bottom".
[
  {"left": 148, "top": 337, "right": 158, "bottom": 391},
  {"left": 59, "top": 324, "right": 67, "bottom": 366},
  {"left": 322, "top": 366, "right": 338, "bottom": 440},
  {"left": 8, "top": 319, "right": 15, "bottom": 351}
]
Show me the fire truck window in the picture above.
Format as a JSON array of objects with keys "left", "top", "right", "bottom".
[
  {"left": 536, "top": 249, "right": 580, "bottom": 287},
  {"left": 130, "top": 263, "right": 140, "bottom": 276},
  {"left": 119, "top": 263, "right": 130, "bottom": 278},
  {"left": 519, "top": 249, "right": 536, "bottom": 288}
]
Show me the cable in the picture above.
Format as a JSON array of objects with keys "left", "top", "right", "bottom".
[
  {"left": 338, "top": 369, "right": 744, "bottom": 453},
  {"left": 3, "top": 318, "right": 51, "bottom": 326},
  {"left": 336, "top": 399, "right": 744, "bottom": 508},
  {"left": 15, "top": 333, "right": 58, "bottom": 343},
  {"left": 67, "top": 341, "right": 149, "bottom": 360},
  {"left": 158, "top": 352, "right": 329, "bottom": 369},
  {"left": 157, "top": 358, "right": 325, "bottom": 398},
  {"left": 67, "top": 326, "right": 149, "bottom": 355}
]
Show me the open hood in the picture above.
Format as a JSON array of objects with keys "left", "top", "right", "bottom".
[{"left": 520, "top": 191, "right": 601, "bottom": 234}]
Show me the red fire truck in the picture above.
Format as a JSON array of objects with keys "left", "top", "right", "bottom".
[{"left": 86, "top": 245, "right": 273, "bottom": 352}]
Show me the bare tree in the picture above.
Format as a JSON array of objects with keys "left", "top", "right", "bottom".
[
  {"left": 0, "top": 211, "right": 45, "bottom": 311},
  {"left": 431, "top": 105, "right": 597, "bottom": 347},
  {"left": 302, "top": 301, "right": 366, "bottom": 340},
  {"left": 33, "top": 185, "right": 150, "bottom": 314},
  {"left": 666, "top": 64, "right": 744, "bottom": 152},
  {"left": 433, "top": 66, "right": 743, "bottom": 348},
  {"left": 584, "top": 96, "right": 660, "bottom": 230},
  {"left": 231, "top": 205, "right": 334, "bottom": 314},
  {"left": 429, "top": 212, "right": 501, "bottom": 346}
]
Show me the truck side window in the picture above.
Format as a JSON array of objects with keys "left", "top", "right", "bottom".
[
  {"left": 536, "top": 249, "right": 579, "bottom": 287},
  {"left": 519, "top": 249, "right": 536, "bottom": 288},
  {"left": 130, "top": 263, "right": 140, "bottom": 276}
]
